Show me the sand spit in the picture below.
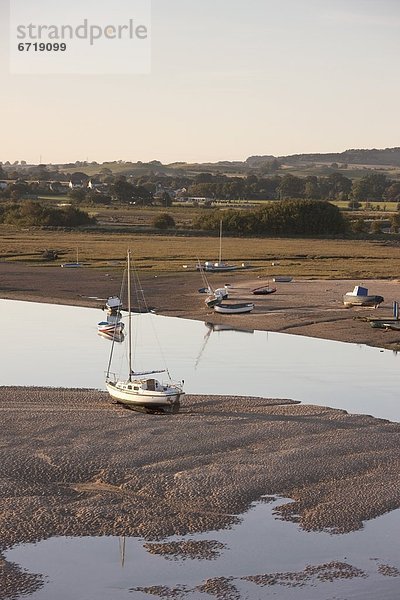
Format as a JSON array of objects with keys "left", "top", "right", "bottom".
[{"left": 1, "top": 386, "right": 400, "bottom": 597}]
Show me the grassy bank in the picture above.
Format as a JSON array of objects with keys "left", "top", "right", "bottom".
[{"left": 1, "top": 225, "right": 400, "bottom": 279}]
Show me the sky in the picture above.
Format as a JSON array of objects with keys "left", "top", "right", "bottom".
[{"left": 1, "top": 0, "right": 400, "bottom": 164}]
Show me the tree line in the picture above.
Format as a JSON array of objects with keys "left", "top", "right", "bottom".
[
  {"left": 2, "top": 167, "right": 400, "bottom": 204},
  {"left": 0, "top": 202, "right": 94, "bottom": 228},
  {"left": 194, "top": 200, "right": 346, "bottom": 236},
  {"left": 187, "top": 172, "right": 400, "bottom": 202}
]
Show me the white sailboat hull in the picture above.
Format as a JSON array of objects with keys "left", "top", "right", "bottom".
[{"left": 106, "top": 379, "right": 183, "bottom": 410}]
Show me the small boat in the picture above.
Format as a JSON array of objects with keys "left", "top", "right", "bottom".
[
  {"left": 205, "top": 295, "right": 223, "bottom": 308},
  {"left": 205, "top": 322, "right": 254, "bottom": 334},
  {"left": 197, "top": 220, "right": 244, "bottom": 272},
  {"left": 105, "top": 296, "right": 123, "bottom": 314},
  {"left": 197, "top": 259, "right": 228, "bottom": 308},
  {"left": 369, "top": 302, "right": 399, "bottom": 328},
  {"left": 381, "top": 321, "right": 400, "bottom": 331},
  {"left": 214, "top": 302, "right": 254, "bottom": 314},
  {"left": 273, "top": 276, "right": 292, "bottom": 283},
  {"left": 252, "top": 285, "right": 277, "bottom": 295},
  {"left": 105, "top": 250, "right": 184, "bottom": 413},
  {"left": 61, "top": 248, "right": 84, "bottom": 268},
  {"left": 343, "top": 286, "right": 384, "bottom": 307}
]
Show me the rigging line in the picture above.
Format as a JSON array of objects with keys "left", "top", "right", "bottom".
[{"left": 131, "top": 258, "right": 172, "bottom": 381}]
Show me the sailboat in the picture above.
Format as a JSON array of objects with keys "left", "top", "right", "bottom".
[
  {"left": 197, "top": 259, "right": 228, "bottom": 308},
  {"left": 61, "top": 247, "right": 83, "bottom": 268},
  {"left": 105, "top": 250, "right": 184, "bottom": 413},
  {"left": 197, "top": 220, "right": 244, "bottom": 273}
]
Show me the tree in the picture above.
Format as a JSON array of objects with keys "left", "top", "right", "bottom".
[
  {"left": 384, "top": 182, "right": 400, "bottom": 202},
  {"left": 304, "top": 176, "right": 320, "bottom": 199},
  {"left": 111, "top": 178, "right": 152, "bottom": 205},
  {"left": 68, "top": 188, "right": 86, "bottom": 203},
  {"left": 277, "top": 174, "right": 304, "bottom": 199},
  {"left": 352, "top": 174, "right": 389, "bottom": 201},
  {"left": 153, "top": 213, "right": 175, "bottom": 230}
]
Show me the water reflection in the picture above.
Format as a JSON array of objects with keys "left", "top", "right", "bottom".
[
  {"left": 1, "top": 299, "right": 400, "bottom": 421},
  {"left": 6, "top": 499, "right": 400, "bottom": 599},
  {"left": 3, "top": 299, "right": 400, "bottom": 599}
]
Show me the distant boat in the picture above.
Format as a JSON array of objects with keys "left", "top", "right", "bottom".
[
  {"left": 369, "top": 302, "right": 399, "bottom": 327},
  {"left": 214, "top": 302, "right": 254, "bottom": 314},
  {"left": 343, "top": 285, "right": 384, "bottom": 307},
  {"left": 273, "top": 276, "right": 292, "bottom": 283},
  {"left": 105, "top": 250, "right": 184, "bottom": 413},
  {"left": 61, "top": 248, "right": 83, "bottom": 268},
  {"left": 252, "top": 284, "right": 277, "bottom": 295},
  {"left": 104, "top": 296, "right": 123, "bottom": 314},
  {"left": 197, "top": 220, "right": 245, "bottom": 272},
  {"left": 381, "top": 321, "right": 400, "bottom": 331},
  {"left": 197, "top": 259, "right": 228, "bottom": 308},
  {"left": 205, "top": 322, "right": 254, "bottom": 334}
]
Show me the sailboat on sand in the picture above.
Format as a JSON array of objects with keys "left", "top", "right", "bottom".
[
  {"left": 61, "top": 247, "right": 83, "bottom": 268},
  {"left": 197, "top": 220, "right": 245, "bottom": 273},
  {"left": 105, "top": 250, "right": 184, "bottom": 414}
]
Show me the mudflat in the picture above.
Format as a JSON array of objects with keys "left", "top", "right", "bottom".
[
  {"left": 1, "top": 261, "right": 400, "bottom": 349},
  {"left": 1, "top": 388, "right": 400, "bottom": 598}
]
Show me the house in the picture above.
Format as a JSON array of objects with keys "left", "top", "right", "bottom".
[{"left": 0, "top": 181, "right": 8, "bottom": 190}]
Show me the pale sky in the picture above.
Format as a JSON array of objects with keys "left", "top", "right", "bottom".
[{"left": 1, "top": 0, "right": 400, "bottom": 164}]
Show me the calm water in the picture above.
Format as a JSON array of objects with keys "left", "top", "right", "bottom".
[
  {"left": 2, "top": 299, "right": 400, "bottom": 599},
  {"left": 1, "top": 298, "right": 399, "bottom": 420},
  {"left": 6, "top": 500, "right": 400, "bottom": 599}
]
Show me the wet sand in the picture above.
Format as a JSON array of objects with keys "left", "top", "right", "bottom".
[
  {"left": 1, "top": 387, "right": 400, "bottom": 598},
  {"left": 1, "top": 262, "right": 400, "bottom": 350},
  {"left": 1, "top": 264, "right": 400, "bottom": 597}
]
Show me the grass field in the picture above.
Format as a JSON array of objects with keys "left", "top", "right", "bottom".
[{"left": 1, "top": 225, "right": 400, "bottom": 279}]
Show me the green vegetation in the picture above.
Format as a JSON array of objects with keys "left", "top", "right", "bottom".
[
  {"left": 0, "top": 202, "right": 95, "bottom": 228},
  {"left": 2, "top": 227, "right": 400, "bottom": 280},
  {"left": 194, "top": 201, "right": 346, "bottom": 236},
  {"left": 152, "top": 213, "right": 176, "bottom": 230}
]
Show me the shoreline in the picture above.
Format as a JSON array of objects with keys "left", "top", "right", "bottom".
[
  {"left": 1, "top": 261, "right": 400, "bottom": 350},
  {"left": 1, "top": 264, "right": 400, "bottom": 596}
]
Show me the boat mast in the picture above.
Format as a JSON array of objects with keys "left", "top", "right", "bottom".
[
  {"left": 219, "top": 219, "right": 222, "bottom": 264},
  {"left": 127, "top": 249, "right": 132, "bottom": 382}
]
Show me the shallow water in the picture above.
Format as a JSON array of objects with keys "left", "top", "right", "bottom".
[
  {"left": 6, "top": 499, "right": 400, "bottom": 599},
  {"left": 2, "top": 299, "right": 400, "bottom": 599},
  {"left": 1, "top": 299, "right": 399, "bottom": 420}
]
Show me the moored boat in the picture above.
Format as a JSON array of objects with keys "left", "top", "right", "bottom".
[
  {"left": 252, "top": 285, "right": 277, "bottom": 295},
  {"left": 197, "top": 220, "right": 245, "bottom": 272},
  {"left": 343, "top": 286, "right": 384, "bottom": 307},
  {"left": 214, "top": 302, "right": 254, "bottom": 314},
  {"left": 273, "top": 276, "right": 292, "bottom": 283},
  {"left": 105, "top": 250, "right": 184, "bottom": 413},
  {"left": 105, "top": 296, "right": 123, "bottom": 314}
]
